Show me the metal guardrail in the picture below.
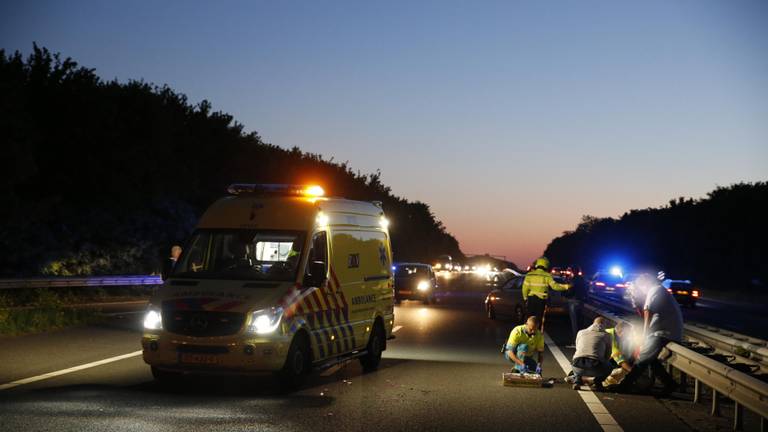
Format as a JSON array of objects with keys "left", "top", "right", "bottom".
[
  {"left": 584, "top": 296, "right": 767, "bottom": 430},
  {"left": 0, "top": 275, "right": 162, "bottom": 290},
  {"left": 685, "top": 323, "right": 768, "bottom": 368},
  {"left": 586, "top": 293, "right": 768, "bottom": 371}
]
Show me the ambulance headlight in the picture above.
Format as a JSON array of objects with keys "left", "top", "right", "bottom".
[
  {"left": 417, "top": 280, "right": 430, "bottom": 291},
  {"left": 143, "top": 308, "right": 163, "bottom": 330},
  {"left": 249, "top": 307, "right": 284, "bottom": 334}
]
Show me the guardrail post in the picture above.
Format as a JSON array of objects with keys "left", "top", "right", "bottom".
[
  {"left": 693, "top": 379, "right": 701, "bottom": 404},
  {"left": 711, "top": 389, "right": 720, "bottom": 417},
  {"left": 733, "top": 402, "right": 743, "bottom": 431}
]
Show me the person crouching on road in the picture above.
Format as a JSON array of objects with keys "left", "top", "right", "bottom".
[
  {"left": 505, "top": 316, "right": 544, "bottom": 374},
  {"left": 522, "top": 257, "right": 571, "bottom": 330},
  {"left": 571, "top": 317, "right": 612, "bottom": 390},
  {"left": 601, "top": 322, "right": 634, "bottom": 388},
  {"left": 620, "top": 273, "right": 682, "bottom": 394}
]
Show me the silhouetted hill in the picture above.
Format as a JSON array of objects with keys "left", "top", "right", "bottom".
[
  {"left": 544, "top": 182, "right": 768, "bottom": 293},
  {"left": 0, "top": 44, "right": 464, "bottom": 276}
]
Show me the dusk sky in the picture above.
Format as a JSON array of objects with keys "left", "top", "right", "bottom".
[{"left": 3, "top": 1, "right": 766, "bottom": 266}]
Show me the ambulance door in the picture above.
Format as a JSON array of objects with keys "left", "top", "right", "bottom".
[
  {"left": 303, "top": 230, "right": 334, "bottom": 361},
  {"left": 328, "top": 229, "right": 369, "bottom": 352}
]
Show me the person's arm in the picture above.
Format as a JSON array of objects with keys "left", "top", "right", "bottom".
[
  {"left": 508, "top": 347, "right": 526, "bottom": 366},
  {"left": 643, "top": 309, "right": 650, "bottom": 337},
  {"left": 522, "top": 277, "right": 530, "bottom": 301},
  {"left": 507, "top": 329, "right": 525, "bottom": 365},
  {"left": 547, "top": 274, "right": 571, "bottom": 292}
]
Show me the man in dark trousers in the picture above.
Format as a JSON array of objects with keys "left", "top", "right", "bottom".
[
  {"left": 620, "top": 273, "right": 683, "bottom": 394},
  {"left": 522, "top": 256, "right": 570, "bottom": 330},
  {"left": 567, "top": 272, "right": 589, "bottom": 345},
  {"left": 571, "top": 317, "right": 612, "bottom": 390}
]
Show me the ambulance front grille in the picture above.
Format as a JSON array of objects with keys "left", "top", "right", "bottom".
[{"left": 163, "top": 310, "right": 246, "bottom": 337}]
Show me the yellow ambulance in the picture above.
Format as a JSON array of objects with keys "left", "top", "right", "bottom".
[{"left": 142, "top": 184, "right": 395, "bottom": 386}]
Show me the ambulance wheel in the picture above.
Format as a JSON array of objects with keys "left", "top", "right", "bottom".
[
  {"left": 487, "top": 304, "right": 496, "bottom": 320},
  {"left": 278, "top": 333, "right": 311, "bottom": 389},
  {"left": 360, "top": 323, "right": 384, "bottom": 372}
]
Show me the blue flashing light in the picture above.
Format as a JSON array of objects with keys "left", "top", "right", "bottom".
[
  {"left": 610, "top": 266, "right": 623, "bottom": 277},
  {"left": 391, "top": 266, "right": 397, "bottom": 271}
]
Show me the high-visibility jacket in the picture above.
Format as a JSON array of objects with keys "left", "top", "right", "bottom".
[
  {"left": 521, "top": 268, "right": 569, "bottom": 300},
  {"left": 506, "top": 324, "right": 545, "bottom": 355},
  {"left": 605, "top": 328, "right": 626, "bottom": 364}
]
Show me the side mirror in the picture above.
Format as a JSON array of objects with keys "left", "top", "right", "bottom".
[{"left": 303, "top": 261, "right": 327, "bottom": 287}]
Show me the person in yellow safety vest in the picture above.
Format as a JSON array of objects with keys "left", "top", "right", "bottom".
[
  {"left": 505, "top": 316, "right": 545, "bottom": 374},
  {"left": 603, "top": 322, "right": 633, "bottom": 387},
  {"left": 522, "top": 256, "right": 571, "bottom": 330}
]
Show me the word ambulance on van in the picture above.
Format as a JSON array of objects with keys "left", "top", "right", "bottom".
[{"left": 142, "top": 184, "right": 395, "bottom": 386}]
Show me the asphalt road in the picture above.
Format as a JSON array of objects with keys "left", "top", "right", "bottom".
[
  {"left": 682, "top": 297, "right": 768, "bottom": 339},
  {"left": 0, "top": 290, "right": 698, "bottom": 432}
]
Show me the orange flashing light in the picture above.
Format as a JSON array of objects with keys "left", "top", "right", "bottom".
[
  {"left": 304, "top": 185, "right": 325, "bottom": 197},
  {"left": 227, "top": 183, "right": 326, "bottom": 197}
]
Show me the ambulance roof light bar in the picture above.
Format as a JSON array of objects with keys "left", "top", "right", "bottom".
[{"left": 227, "top": 183, "right": 325, "bottom": 197}]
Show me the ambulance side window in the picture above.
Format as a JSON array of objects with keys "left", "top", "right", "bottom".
[{"left": 305, "top": 231, "right": 328, "bottom": 279}]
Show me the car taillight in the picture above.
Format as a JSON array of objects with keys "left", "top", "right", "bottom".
[
  {"left": 666, "top": 288, "right": 672, "bottom": 293},
  {"left": 616, "top": 283, "right": 626, "bottom": 288},
  {"left": 595, "top": 282, "right": 606, "bottom": 286},
  {"left": 692, "top": 290, "right": 699, "bottom": 297}
]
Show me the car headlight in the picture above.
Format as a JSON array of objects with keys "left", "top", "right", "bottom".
[
  {"left": 249, "top": 307, "right": 284, "bottom": 334},
  {"left": 143, "top": 308, "right": 163, "bottom": 330},
  {"left": 417, "top": 280, "right": 430, "bottom": 291}
]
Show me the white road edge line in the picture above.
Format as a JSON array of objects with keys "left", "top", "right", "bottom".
[
  {"left": 392, "top": 325, "right": 403, "bottom": 333},
  {"left": 544, "top": 333, "right": 623, "bottom": 432},
  {"left": 0, "top": 350, "right": 143, "bottom": 391}
]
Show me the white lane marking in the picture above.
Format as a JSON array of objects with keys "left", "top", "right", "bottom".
[
  {"left": 392, "top": 325, "right": 403, "bottom": 333},
  {"left": 0, "top": 350, "right": 142, "bottom": 391},
  {"left": 544, "top": 333, "right": 623, "bottom": 432}
]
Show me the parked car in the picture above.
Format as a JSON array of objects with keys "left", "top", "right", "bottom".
[{"left": 485, "top": 274, "right": 568, "bottom": 323}]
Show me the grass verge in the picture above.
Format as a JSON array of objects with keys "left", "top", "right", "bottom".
[{"left": 0, "top": 289, "right": 102, "bottom": 336}]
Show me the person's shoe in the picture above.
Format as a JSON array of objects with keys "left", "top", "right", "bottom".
[{"left": 572, "top": 383, "right": 580, "bottom": 390}]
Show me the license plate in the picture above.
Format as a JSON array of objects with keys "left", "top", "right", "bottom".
[
  {"left": 179, "top": 353, "right": 220, "bottom": 365},
  {"left": 676, "top": 291, "right": 689, "bottom": 295},
  {"left": 398, "top": 290, "right": 413, "bottom": 295}
]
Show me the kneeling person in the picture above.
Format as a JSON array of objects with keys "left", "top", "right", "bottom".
[
  {"left": 506, "top": 316, "right": 545, "bottom": 374},
  {"left": 572, "top": 317, "right": 612, "bottom": 390}
]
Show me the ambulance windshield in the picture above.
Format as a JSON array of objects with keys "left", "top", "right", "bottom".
[{"left": 172, "top": 229, "right": 305, "bottom": 282}]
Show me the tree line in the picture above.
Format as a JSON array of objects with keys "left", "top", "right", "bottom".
[
  {"left": 544, "top": 182, "right": 768, "bottom": 293},
  {"left": 0, "top": 44, "right": 463, "bottom": 277}
]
